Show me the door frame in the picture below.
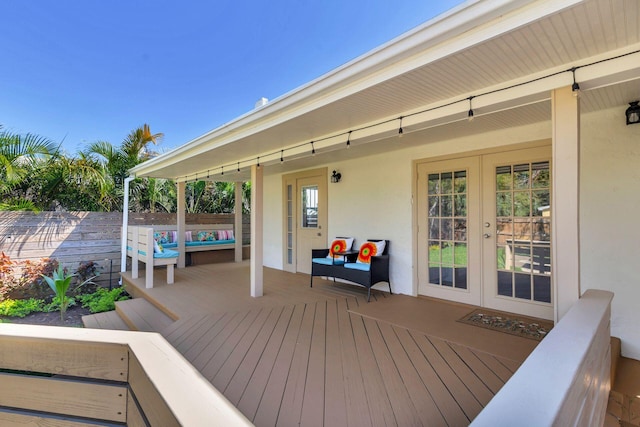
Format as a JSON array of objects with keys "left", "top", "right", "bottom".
[
  {"left": 282, "top": 168, "right": 328, "bottom": 273},
  {"left": 412, "top": 140, "right": 552, "bottom": 313}
]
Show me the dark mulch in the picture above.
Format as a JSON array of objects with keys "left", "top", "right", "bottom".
[{"left": 1, "top": 305, "right": 92, "bottom": 328}]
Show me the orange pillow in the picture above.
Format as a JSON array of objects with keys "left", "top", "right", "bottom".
[
  {"left": 357, "top": 240, "right": 386, "bottom": 264},
  {"left": 327, "top": 237, "right": 354, "bottom": 259}
]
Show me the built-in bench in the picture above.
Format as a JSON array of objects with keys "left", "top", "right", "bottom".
[
  {"left": 310, "top": 239, "right": 391, "bottom": 302},
  {"left": 126, "top": 226, "right": 179, "bottom": 289},
  {"left": 150, "top": 224, "right": 236, "bottom": 253}
]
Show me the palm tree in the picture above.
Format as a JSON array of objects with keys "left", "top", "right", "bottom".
[
  {"left": 0, "top": 126, "right": 58, "bottom": 211},
  {"left": 122, "top": 124, "right": 164, "bottom": 162}
]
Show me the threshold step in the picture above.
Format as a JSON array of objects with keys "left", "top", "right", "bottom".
[
  {"left": 82, "top": 310, "right": 130, "bottom": 330},
  {"left": 115, "top": 298, "right": 175, "bottom": 332}
]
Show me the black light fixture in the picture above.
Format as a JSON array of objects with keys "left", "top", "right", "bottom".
[
  {"left": 468, "top": 96, "right": 475, "bottom": 121},
  {"left": 571, "top": 67, "right": 580, "bottom": 97},
  {"left": 331, "top": 170, "right": 342, "bottom": 183},
  {"left": 626, "top": 101, "right": 640, "bottom": 125},
  {"left": 398, "top": 117, "right": 404, "bottom": 136},
  {"left": 346, "top": 131, "right": 352, "bottom": 149}
]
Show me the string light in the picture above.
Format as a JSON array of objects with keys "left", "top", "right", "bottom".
[
  {"left": 257, "top": 156, "right": 260, "bottom": 168},
  {"left": 571, "top": 67, "right": 580, "bottom": 97},
  {"left": 207, "top": 170, "right": 210, "bottom": 179},
  {"left": 237, "top": 162, "right": 240, "bottom": 173},
  {"left": 187, "top": 49, "right": 638, "bottom": 182}
]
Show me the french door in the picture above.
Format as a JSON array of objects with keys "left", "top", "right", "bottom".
[{"left": 417, "top": 146, "right": 553, "bottom": 319}]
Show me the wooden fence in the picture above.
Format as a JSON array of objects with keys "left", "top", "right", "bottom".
[{"left": 0, "top": 212, "right": 250, "bottom": 287}]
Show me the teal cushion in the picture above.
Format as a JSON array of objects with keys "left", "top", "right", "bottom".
[
  {"left": 153, "top": 249, "right": 179, "bottom": 259},
  {"left": 163, "top": 242, "right": 178, "bottom": 249},
  {"left": 312, "top": 257, "right": 345, "bottom": 266},
  {"left": 186, "top": 240, "right": 235, "bottom": 247},
  {"left": 344, "top": 262, "right": 370, "bottom": 272}
]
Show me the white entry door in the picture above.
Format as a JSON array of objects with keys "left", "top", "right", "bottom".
[
  {"left": 283, "top": 169, "right": 328, "bottom": 274},
  {"left": 417, "top": 146, "right": 553, "bottom": 319}
]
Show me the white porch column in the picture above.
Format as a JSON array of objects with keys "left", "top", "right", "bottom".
[
  {"left": 177, "top": 181, "right": 186, "bottom": 269},
  {"left": 234, "top": 181, "right": 243, "bottom": 263},
  {"left": 250, "top": 165, "right": 263, "bottom": 297},
  {"left": 551, "top": 86, "right": 581, "bottom": 321}
]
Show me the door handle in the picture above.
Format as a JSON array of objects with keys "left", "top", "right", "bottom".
[{"left": 483, "top": 233, "right": 491, "bottom": 238}]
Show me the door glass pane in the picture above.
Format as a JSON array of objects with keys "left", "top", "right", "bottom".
[
  {"left": 495, "top": 161, "right": 551, "bottom": 304},
  {"left": 426, "top": 169, "right": 468, "bottom": 289},
  {"left": 301, "top": 185, "right": 318, "bottom": 228}
]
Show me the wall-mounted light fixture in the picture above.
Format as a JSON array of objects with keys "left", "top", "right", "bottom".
[
  {"left": 331, "top": 170, "right": 342, "bottom": 183},
  {"left": 626, "top": 101, "right": 640, "bottom": 125}
]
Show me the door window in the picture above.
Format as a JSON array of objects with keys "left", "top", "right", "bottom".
[
  {"left": 495, "top": 161, "right": 551, "bottom": 303},
  {"left": 301, "top": 185, "right": 318, "bottom": 228},
  {"left": 427, "top": 170, "right": 468, "bottom": 289}
]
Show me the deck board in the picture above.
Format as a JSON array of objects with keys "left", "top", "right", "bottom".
[{"left": 118, "top": 262, "right": 541, "bottom": 426}]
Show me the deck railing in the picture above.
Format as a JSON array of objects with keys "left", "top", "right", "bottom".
[
  {"left": 471, "top": 289, "right": 614, "bottom": 427},
  {"left": 0, "top": 324, "right": 253, "bottom": 426}
]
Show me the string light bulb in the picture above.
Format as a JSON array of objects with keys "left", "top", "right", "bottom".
[
  {"left": 311, "top": 141, "right": 315, "bottom": 156},
  {"left": 280, "top": 149, "right": 284, "bottom": 163},
  {"left": 207, "top": 170, "right": 210, "bottom": 179},
  {"left": 346, "top": 131, "right": 351, "bottom": 149},
  {"left": 468, "top": 96, "right": 475, "bottom": 122},
  {"left": 571, "top": 67, "right": 580, "bottom": 97},
  {"left": 257, "top": 156, "right": 260, "bottom": 168},
  {"left": 398, "top": 117, "right": 404, "bottom": 137},
  {"left": 221, "top": 166, "right": 224, "bottom": 176},
  {"left": 237, "top": 162, "right": 240, "bottom": 173}
]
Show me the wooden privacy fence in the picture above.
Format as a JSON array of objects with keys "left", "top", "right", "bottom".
[{"left": 0, "top": 212, "right": 250, "bottom": 287}]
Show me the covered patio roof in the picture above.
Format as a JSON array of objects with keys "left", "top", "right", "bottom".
[{"left": 130, "top": 0, "right": 640, "bottom": 182}]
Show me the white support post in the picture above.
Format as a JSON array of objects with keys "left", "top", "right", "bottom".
[
  {"left": 551, "top": 86, "right": 581, "bottom": 321},
  {"left": 250, "top": 165, "right": 263, "bottom": 297},
  {"left": 120, "top": 177, "right": 135, "bottom": 277},
  {"left": 235, "top": 181, "right": 243, "bottom": 263},
  {"left": 177, "top": 181, "right": 186, "bottom": 269}
]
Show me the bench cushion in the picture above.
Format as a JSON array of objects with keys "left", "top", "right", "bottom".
[
  {"left": 153, "top": 249, "right": 179, "bottom": 259},
  {"left": 312, "top": 257, "right": 345, "bottom": 266},
  {"left": 343, "top": 262, "right": 370, "bottom": 272}
]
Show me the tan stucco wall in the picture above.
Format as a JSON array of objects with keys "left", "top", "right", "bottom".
[{"left": 580, "top": 106, "right": 640, "bottom": 359}]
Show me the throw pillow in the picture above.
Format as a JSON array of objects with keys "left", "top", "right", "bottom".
[
  {"left": 327, "top": 237, "right": 355, "bottom": 259},
  {"left": 356, "top": 240, "right": 386, "bottom": 264},
  {"left": 185, "top": 231, "right": 193, "bottom": 242},
  {"left": 153, "top": 240, "right": 164, "bottom": 254}
]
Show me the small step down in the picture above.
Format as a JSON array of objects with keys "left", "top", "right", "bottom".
[
  {"left": 82, "top": 310, "right": 130, "bottom": 330},
  {"left": 116, "top": 298, "right": 175, "bottom": 332}
]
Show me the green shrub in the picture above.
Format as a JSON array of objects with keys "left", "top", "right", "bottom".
[
  {"left": 0, "top": 298, "right": 45, "bottom": 318},
  {"left": 79, "top": 287, "right": 129, "bottom": 314},
  {"left": 43, "top": 295, "right": 76, "bottom": 314}
]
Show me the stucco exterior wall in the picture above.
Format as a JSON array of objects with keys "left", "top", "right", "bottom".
[{"left": 580, "top": 106, "right": 640, "bottom": 360}]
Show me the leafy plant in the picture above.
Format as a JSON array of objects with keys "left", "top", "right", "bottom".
[
  {"left": 43, "top": 295, "right": 76, "bottom": 314},
  {"left": 0, "top": 298, "right": 45, "bottom": 318},
  {"left": 79, "top": 287, "right": 129, "bottom": 313},
  {"left": 41, "top": 265, "right": 75, "bottom": 320}
]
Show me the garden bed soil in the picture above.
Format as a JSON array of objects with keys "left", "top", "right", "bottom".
[{"left": 1, "top": 305, "right": 91, "bottom": 328}]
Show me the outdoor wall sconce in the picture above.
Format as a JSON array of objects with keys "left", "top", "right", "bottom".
[
  {"left": 626, "top": 101, "right": 640, "bottom": 125},
  {"left": 331, "top": 170, "right": 342, "bottom": 183}
]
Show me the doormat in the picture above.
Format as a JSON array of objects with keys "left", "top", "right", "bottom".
[{"left": 457, "top": 309, "right": 553, "bottom": 341}]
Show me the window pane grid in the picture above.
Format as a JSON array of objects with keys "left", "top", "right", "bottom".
[
  {"left": 428, "top": 169, "right": 467, "bottom": 290},
  {"left": 495, "top": 161, "right": 551, "bottom": 303}
]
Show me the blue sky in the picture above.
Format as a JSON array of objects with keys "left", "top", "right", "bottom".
[{"left": 1, "top": 0, "right": 462, "bottom": 154}]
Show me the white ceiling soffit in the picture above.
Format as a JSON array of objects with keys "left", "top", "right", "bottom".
[{"left": 131, "top": 0, "right": 640, "bottom": 181}]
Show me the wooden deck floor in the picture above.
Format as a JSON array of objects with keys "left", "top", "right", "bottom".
[{"left": 119, "top": 262, "right": 539, "bottom": 427}]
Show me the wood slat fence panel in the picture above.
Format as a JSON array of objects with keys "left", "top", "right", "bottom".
[{"left": 0, "top": 211, "right": 249, "bottom": 287}]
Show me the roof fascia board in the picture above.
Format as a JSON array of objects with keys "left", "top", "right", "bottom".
[{"left": 132, "top": 0, "right": 585, "bottom": 178}]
